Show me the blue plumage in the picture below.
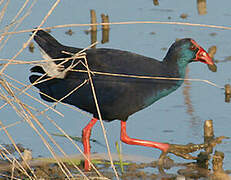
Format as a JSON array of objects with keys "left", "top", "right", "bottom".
[{"left": 29, "top": 30, "right": 209, "bottom": 121}]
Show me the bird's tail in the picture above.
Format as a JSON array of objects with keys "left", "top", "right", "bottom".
[
  {"left": 33, "top": 29, "right": 81, "bottom": 58},
  {"left": 33, "top": 30, "right": 64, "bottom": 59},
  {"left": 29, "top": 75, "right": 55, "bottom": 102}
]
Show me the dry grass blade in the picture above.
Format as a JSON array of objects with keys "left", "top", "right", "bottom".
[
  {"left": 0, "top": 0, "right": 9, "bottom": 25},
  {"left": 83, "top": 56, "right": 119, "bottom": 179},
  {"left": 11, "top": 159, "right": 15, "bottom": 179},
  {"left": 0, "top": 0, "right": 97, "bottom": 179},
  {"left": 0, "top": 0, "right": 37, "bottom": 52},
  {"left": 0, "top": 172, "right": 21, "bottom": 180},
  {"left": 22, "top": 105, "right": 74, "bottom": 179},
  {"left": 1, "top": 81, "right": 87, "bottom": 178},
  {"left": 40, "top": 79, "right": 89, "bottom": 114},
  {"left": 0, "top": 83, "right": 37, "bottom": 179},
  {"left": 0, "top": 78, "right": 73, "bottom": 179},
  {"left": 0, "top": 122, "right": 35, "bottom": 180},
  {"left": 3, "top": 72, "right": 92, "bottom": 118},
  {"left": 1, "top": 73, "right": 64, "bottom": 116},
  {"left": 1, "top": 20, "right": 231, "bottom": 37},
  {"left": 0, "top": 0, "right": 61, "bottom": 75},
  {"left": 70, "top": 69, "right": 223, "bottom": 89},
  {"left": 0, "top": 144, "right": 32, "bottom": 179}
]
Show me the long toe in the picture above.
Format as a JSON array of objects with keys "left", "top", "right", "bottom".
[{"left": 159, "top": 136, "right": 227, "bottom": 163}]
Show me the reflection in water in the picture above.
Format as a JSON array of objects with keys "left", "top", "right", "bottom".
[
  {"left": 87, "top": 10, "right": 110, "bottom": 47},
  {"left": 101, "top": 14, "right": 109, "bottom": 30},
  {"left": 183, "top": 67, "right": 201, "bottom": 136},
  {"left": 101, "top": 13, "right": 110, "bottom": 44},
  {"left": 209, "top": 151, "right": 231, "bottom": 180},
  {"left": 180, "top": 13, "right": 188, "bottom": 19},
  {"left": 197, "top": 0, "right": 207, "bottom": 15},
  {"left": 183, "top": 45, "right": 219, "bottom": 135},
  {"left": 101, "top": 28, "right": 109, "bottom": 44},
  {"left": 65, "top": 29, "right": 74, "bottom": 36},
  {"left": 225, "top": 84, "right": 231, "bottom": 103},
  {"left": 208, "top": 46, "right": 217, "bottom": 58},
  {"left": 28, "top": 42, "right": 34, "bottom": 53},
  {"left": 90, "top": 9, "right": 97, "bottom": 32},
  {"left": 206, "top": 46, "right": 231, "bottom": 104},
  {"left": 153, "top": 0, "right": 159, "bottom": 6},
  {"left": 204, "top": 120, "right": 214, "bottom": 154},
  {"left": 208, "top": 46, "right": 217, "bottom": 72},
  {"left": 90, "top": 9, "right": 97, "bottom": 48},
  {"left": 183, "top": 67, "right": 194, "bottom": 116},
  {"left": 90, "top": 30, "right": 97, "bottom": 48}
]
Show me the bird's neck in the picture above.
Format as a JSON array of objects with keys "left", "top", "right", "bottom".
[
  {"left": 163, "top": 53, "right": 190, "bottom": 81},
  {"left": 143, "top": 56, "right": 189, "bottom": 108}
]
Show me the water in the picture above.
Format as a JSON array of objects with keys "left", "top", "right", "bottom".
[{"left": 0, "top": 0, "right": 230, "bottom": 177}]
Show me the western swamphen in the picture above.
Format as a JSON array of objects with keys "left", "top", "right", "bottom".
[{"left": 29, "top": 30, "right": 214, "bottom": 171}]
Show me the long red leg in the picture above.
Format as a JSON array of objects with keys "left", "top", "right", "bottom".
[
  {"left": 82, "top": 117, "right": 98, "bottom": 171},
  {"left": 120, "top": 121, "right": 170, "bottom": 152}
]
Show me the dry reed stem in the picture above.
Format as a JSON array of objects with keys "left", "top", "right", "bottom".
[
  {"left": 0, "top": 173, "right": 21, "bottom": 180},
  {"left": 0, "top": 58, "right": 80, "bottom": 64},
  {"left": 0, "top": 98, "right": 46, "bottom": 132},
  {"left": 0, "top": 79, "right": 72, "bottom": 178},
  {"left": 0, "top": 0, "right": 91, "bottom": 178},
  {"left": 0, "top": 0, "right": 37, "bottom": 52},
  {"left": 0, "top": 144, "right": 31, "bottom": 179},
  {"left": 70, "top": 69, "right": 223, "bottom": 89},
  {"left": 1, "top": 20, "right": 231, "bottom": 37},
  {"left": 12, "top": 87, "right": 74, "bottom": 178},
  {"left": 2, "top": 72, "right": 92, "bottom": 118},
  {"left": 0, "top": 85, "right": 37, "bottom": 178},
  {"left": 4, "top": 78, "right": 77, "bottom": 178},
  {"left": 0, "top": 0, "right": 61, "bottom": 76},
  {"left": 0, "top": 120, "right": 24, "bottom": 131},
  {"left": 0, "top": 86, "right": 90, "bottom": 178},
  {"left": 0, "top": 149, "right": 3, "bottom": 159},
  {"left": 0, "top": 73, "right": 64, "bottom": 116},
  {"left": 0, "top": 59, "right": 223, "bottom": 88},
  {"left": 0, "top": 0, "right": 9, "bottom": 25},
  {"left": 0, "top": 41, "right": 223, "bottom": 90},
  {"left": 0, "top": 80, "right": 99, "bottom": 177},
  {"left": 14, "top": 85, "right": 90, "bottom": 178},
  {"left": 0, "top": 122, "right": 35, "bottom": 179},
  {"left": 21, "top": 105, "right": 73, "bottom": 179},
  {"left": 0, "top": 79, "right": 94, "bottom": 167},
  {"left": 11, "top": 159, "right": 15, "bottom": 180},
  {"left": 40, "top": 79, "right": 88, "bottom": 114},
  {"left": 83, "top": 56, "right": 119, "bottom": 179},
  {"left": 0, "top": 0, "right": 5, "bottom": 7},
  {"left": 22, "top": 108, "right": 77, "bottom": 179}
]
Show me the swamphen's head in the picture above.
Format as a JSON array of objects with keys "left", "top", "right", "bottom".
[{"left": 164, "top": 38, "right": 214, "bottom": 68}]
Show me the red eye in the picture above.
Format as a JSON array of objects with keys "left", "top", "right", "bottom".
[{"left": 190, "top": 45, "right": 197, "bottom": 50}]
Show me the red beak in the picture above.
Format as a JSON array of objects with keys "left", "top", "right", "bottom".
[
  {"left": 195, "top": 47, "right": 214, "bottom": 65},
  {"left": 191, "top": 39, "right": 214, "bottom": 65}
]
